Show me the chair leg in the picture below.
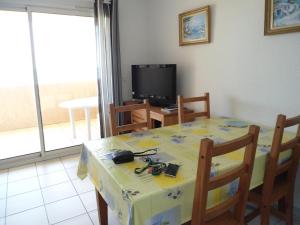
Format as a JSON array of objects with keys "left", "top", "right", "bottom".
[
  {"left": 285, "top": 195, "right": 294, "bottom": 225},
  {"left": 260, "top": 205, "right": 270, "bottom": 225}
]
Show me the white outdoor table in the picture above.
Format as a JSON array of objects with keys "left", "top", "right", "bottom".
[{"left": 59, "top": 96, "right": 98, "bottom": 140}]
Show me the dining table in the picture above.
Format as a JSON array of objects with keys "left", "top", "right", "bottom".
[{"left": 77, "top": 117, "right": 293, "bottom": 225}]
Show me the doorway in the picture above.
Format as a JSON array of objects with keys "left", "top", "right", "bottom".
[{"left": 0, "top": 10, "right": 99, "bottom": 168}]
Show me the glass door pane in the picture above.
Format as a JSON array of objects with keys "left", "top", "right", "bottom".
[
  {"left": 0, "top": 10, "right": 41, "bottom": 159},
  {"left": 32, "top": 13, "right": 99, "bottom": 151}
]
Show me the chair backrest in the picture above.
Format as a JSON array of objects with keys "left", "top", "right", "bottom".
[
  {"left": 262, "top": 114, "right": 300, "bottom": 200},
  {"left": 109, "top": 100, "right": 151, "bottom": 136},
  {"left": 191, "top": 125, "right": 260, "bottom": 225},
  {"left": 178, "top": 92, "right": 210, "bottom": 124}
]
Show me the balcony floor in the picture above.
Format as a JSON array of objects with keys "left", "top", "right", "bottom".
[{"left": 0, "top": 119, "right": 100, "bottom": 160}]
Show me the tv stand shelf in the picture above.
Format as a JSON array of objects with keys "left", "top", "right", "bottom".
[{"left": 123, "top": 100, "right": 193, "bottom": 128}]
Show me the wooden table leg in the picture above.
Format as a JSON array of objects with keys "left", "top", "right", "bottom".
[{"left": 95, "top": 189, "right": 108, "bottom": 225}]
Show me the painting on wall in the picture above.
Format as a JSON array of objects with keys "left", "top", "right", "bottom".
[
  {"left": 179, "top": 6, "right": 210, "bottom": 46},
  {"left": 265, "top": 0, "right": 300, "bottom": 35}
]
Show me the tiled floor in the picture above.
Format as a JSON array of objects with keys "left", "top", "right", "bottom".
[
  {"left": 0, "top": 154, "right": 299, "bottom": 225},
  {"left": 0, "top": 154, "right": 121, "bottom": 225}
]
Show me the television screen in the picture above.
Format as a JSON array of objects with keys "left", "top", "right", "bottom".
[{"left": 132, "top": 64, "right": 176, "bottom": 107}]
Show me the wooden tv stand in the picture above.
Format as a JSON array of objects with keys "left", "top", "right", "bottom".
[{"left": 123, "top": 100, "right": 193, "bottom": 128}]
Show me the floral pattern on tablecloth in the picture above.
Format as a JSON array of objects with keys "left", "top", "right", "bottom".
[{"left": 77, "top": 117, "right": 294, "bottom": 225}]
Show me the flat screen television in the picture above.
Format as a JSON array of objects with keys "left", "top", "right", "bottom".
[{"left": 132, "top": 64, "right": 176, "bottom": 107}]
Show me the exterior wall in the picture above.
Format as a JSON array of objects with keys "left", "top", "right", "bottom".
[{"left": 0, "top": 81, "right": 98, "bottom": 131}]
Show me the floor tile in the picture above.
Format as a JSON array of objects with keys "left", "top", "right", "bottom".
[
  {"left": 0, "top": 184, "right": 6, "bottom": 199},
  {"left": 45, "top": 196, "right": 86, "bottom": 224},
  {"left": 8, "top": 164, "right": 37, "bottom": 182},
  {"left": 7, "top": 177, "right": 40, "bottom": 197},
  {"left": 247, "top": 215, "right": 280, "bottom": 225},
  {"left": 0, "top": 199, "right": 5, "bottom": 218},
  {"left": 88, "top": 210, "right": 99, "bottom": 225},
  {"left": 0, "top": 218, "right": 4, "bottom": 225},
  {"left": 72, "top": 178, "right": 94, "bottom": 194},
  {"left": 39, "top": 170, "right": 69, "bottom": 188},
  {"left": 36, "top": 159, "right": 65, "bottom": 175},
  {"left": 56, "top": 214, "right": 93, "bottom": 225},
  {"left": 0, "top": 170, "right": 8, "bottom": 185},
  {"left": 6, "top": 190, "right": 43, "bottom": 216},
  {"left": 293, "top": 212, "right": 300, "bottom": 225},
  {"left": 66, "top": 167, "right": 79, "bottom": 180},
  {"left": 6, "top": 206, "right": 49, "bottom": 225},
  {"left": 89, "top": 209, "right": 120, "bottom": 225},
  {"left": 294, "top": 207, "right": 300, "bottom": 223},
  {"left": 61, "top": 155, "right": 80, "bottom": 169},
  {"left": 80, "top": 191, "right": 97, "bottom": 212},
  {"left": 42, "top": 181, "right": 77, "bottom": 204}
]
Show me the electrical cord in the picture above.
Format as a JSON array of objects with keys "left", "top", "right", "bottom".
[
  {"left": 134, "top": 157, "right": 166, "bottom": 175},
  {"left": 133, "top": 148, "right": 158, "bottom": 157}
]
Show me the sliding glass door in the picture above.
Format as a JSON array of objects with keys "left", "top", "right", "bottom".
[
  {"left": 0, "top": 10, "right": 41, "bottom": 160},
  {"left": 32, "top": 13, "right": 99, "bottom": 151},
  {"left": 0, "top": 9, "right": 99, "bottom": 164}
]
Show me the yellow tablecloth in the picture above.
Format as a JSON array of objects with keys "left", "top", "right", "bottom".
[{"left": 77, "top": 117, "right": 293, "bottom": 225}]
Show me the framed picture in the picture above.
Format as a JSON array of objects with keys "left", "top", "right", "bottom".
[
  {"left": 265, "top": 0, "right": 300, "bottom": 35},
  {"left": 179, "top": 6, "right": 211, "bottom": 46}
]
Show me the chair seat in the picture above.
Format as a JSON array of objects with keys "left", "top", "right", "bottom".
[{"left": 206, "top": 212, "right": 240, "bottom": 225}]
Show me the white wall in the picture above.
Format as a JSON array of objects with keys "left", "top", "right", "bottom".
[
  {"left": 118, "top": 0, "right": 153, "bottom": 100},
  {"left": 119, "top": 0, "right": 300, "bottom": 127}
]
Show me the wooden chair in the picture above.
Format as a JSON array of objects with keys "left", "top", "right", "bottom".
[
  {"left": 109, "top": 99, "right": 151, "bottom": 136},
  {"left": 190, "top": 125, "right": 260, "bottom": 225},
  {"left": 178, "top": 92, "right": 210, "bottom": 124},
  {"left": 245, "top": 114, "right": 300, "bottom": 225}
]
